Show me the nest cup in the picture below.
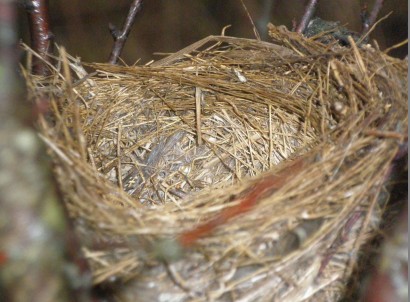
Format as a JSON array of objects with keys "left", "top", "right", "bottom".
[{"left": 25, "top": 24, "right": 407, "bottom": 301}]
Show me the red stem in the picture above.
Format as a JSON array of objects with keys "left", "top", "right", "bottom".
[{"left": 24, "top": 0, "right": 54, "bottom": 75}]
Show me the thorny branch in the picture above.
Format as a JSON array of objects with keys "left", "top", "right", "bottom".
[
  {"left": 108, "top": 0, "right": 144, "bottom": 64},
  {"left": 295, "top": 0, "right": 319, "bottom": 33},
  {"left": 23, "top": 0, "right": 54, "bottom": 75},
  {"left": 361, "top": 0, "right": 384, "bottom": 34}
]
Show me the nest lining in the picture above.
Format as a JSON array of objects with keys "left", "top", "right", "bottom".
[
  {"left": 24, "top": 24, "right": 407, "bottom": 301},
  {"left": 84, "top": 70, "right": 317, "bottom": 204}
]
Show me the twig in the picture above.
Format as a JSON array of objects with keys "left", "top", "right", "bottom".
[
  {"left": 361, "top": 0, "right": 384, "bottom": 34},
  {"left": 108, "top": 0, "right": 144, "bottom": 64},
  {"left": 295, "top": 0, "right": 319, "bottom": 34},
  {"left": 383, "top": 38, "right": 409, "bottom": 54},
  {"left": 23, "top": 0, "right": 54, "bottom": 75},
  {"left": 239, "top": 0, "right": 261, "bottom": 41}
]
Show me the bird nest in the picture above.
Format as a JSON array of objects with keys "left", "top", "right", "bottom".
[{"left": 24, "top": 24, "right": 407, "bottom": 301}]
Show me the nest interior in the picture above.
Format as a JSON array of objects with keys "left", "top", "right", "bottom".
[{"left": 25, "top": 24, "right": 407, "bottom": 301}]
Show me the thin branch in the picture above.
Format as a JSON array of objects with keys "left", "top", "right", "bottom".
[
  {"left": 239, "top": 0, "right": 261, "bottom": 41},
  {"left": 295, "top": 0, "right": 319, "bottom": 33},
  {"left": 361, "top": 0, "right": 384, "bottom": 34},
  {"left": 23, "top": 0, "right": 54, "bottom": 75},
  {"left": 108, "top": 0, "right": 144, "bottom": 64}
]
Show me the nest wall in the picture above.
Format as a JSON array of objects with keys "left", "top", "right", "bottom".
[{"left": 25, "top": 25, "right": 407, "bottom": 301}]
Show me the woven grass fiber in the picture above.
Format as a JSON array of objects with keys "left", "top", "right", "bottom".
[{"left": 24, "top": 24, "right": 407, "bottom": 301}]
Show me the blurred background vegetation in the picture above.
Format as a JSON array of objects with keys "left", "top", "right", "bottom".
[{"left": 18, "top": 0, "right": 407, "bottom": 65}]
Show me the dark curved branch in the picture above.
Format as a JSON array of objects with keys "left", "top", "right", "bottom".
[
  {"left": 295, "top": 0, "right": 319, "bottom": 33},
  {"left": 361, "top": 0, "right": 384, "bottom": 34},
  {"left": 108, "top": 0, "right": 144, "bottom": 64},
  {"left": 23, "top": 0, "right": 54, "bottom": 75}
]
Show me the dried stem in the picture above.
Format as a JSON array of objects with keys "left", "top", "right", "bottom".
[
  {"left": 295, "top": 0, "right": 319, "bottom": 33},
  {"left": 239, "top": 0, "right": 261, "bottom": 40},
  {"left": 108, "top": 0, "right": 144, "bottom": 64},
  {"left": 23, "top": 0, "right": 54, "bottom": 75},
  {"left": 361, "top": 0, "right": 384, "bottom": 34}
]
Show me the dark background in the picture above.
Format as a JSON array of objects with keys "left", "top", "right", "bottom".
[{"left": 18, "top": 0, "right": 408, "bottom": 64}]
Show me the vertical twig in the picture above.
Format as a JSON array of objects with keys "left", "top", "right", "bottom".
[
  {"left": 23, "top": 0, "right": 54, "bottom": 75},
  {"left": 239, "top": 0, "right": 261, "bottom": 41},
  {"left": 295, "top": 0, "right": 319, "bottom": 33},
  {"left": 361, "top": 0, "right": 384, "bottom": 34},
  {"left": 108, "top": 0, "right": 144, "bottom": 64}
]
